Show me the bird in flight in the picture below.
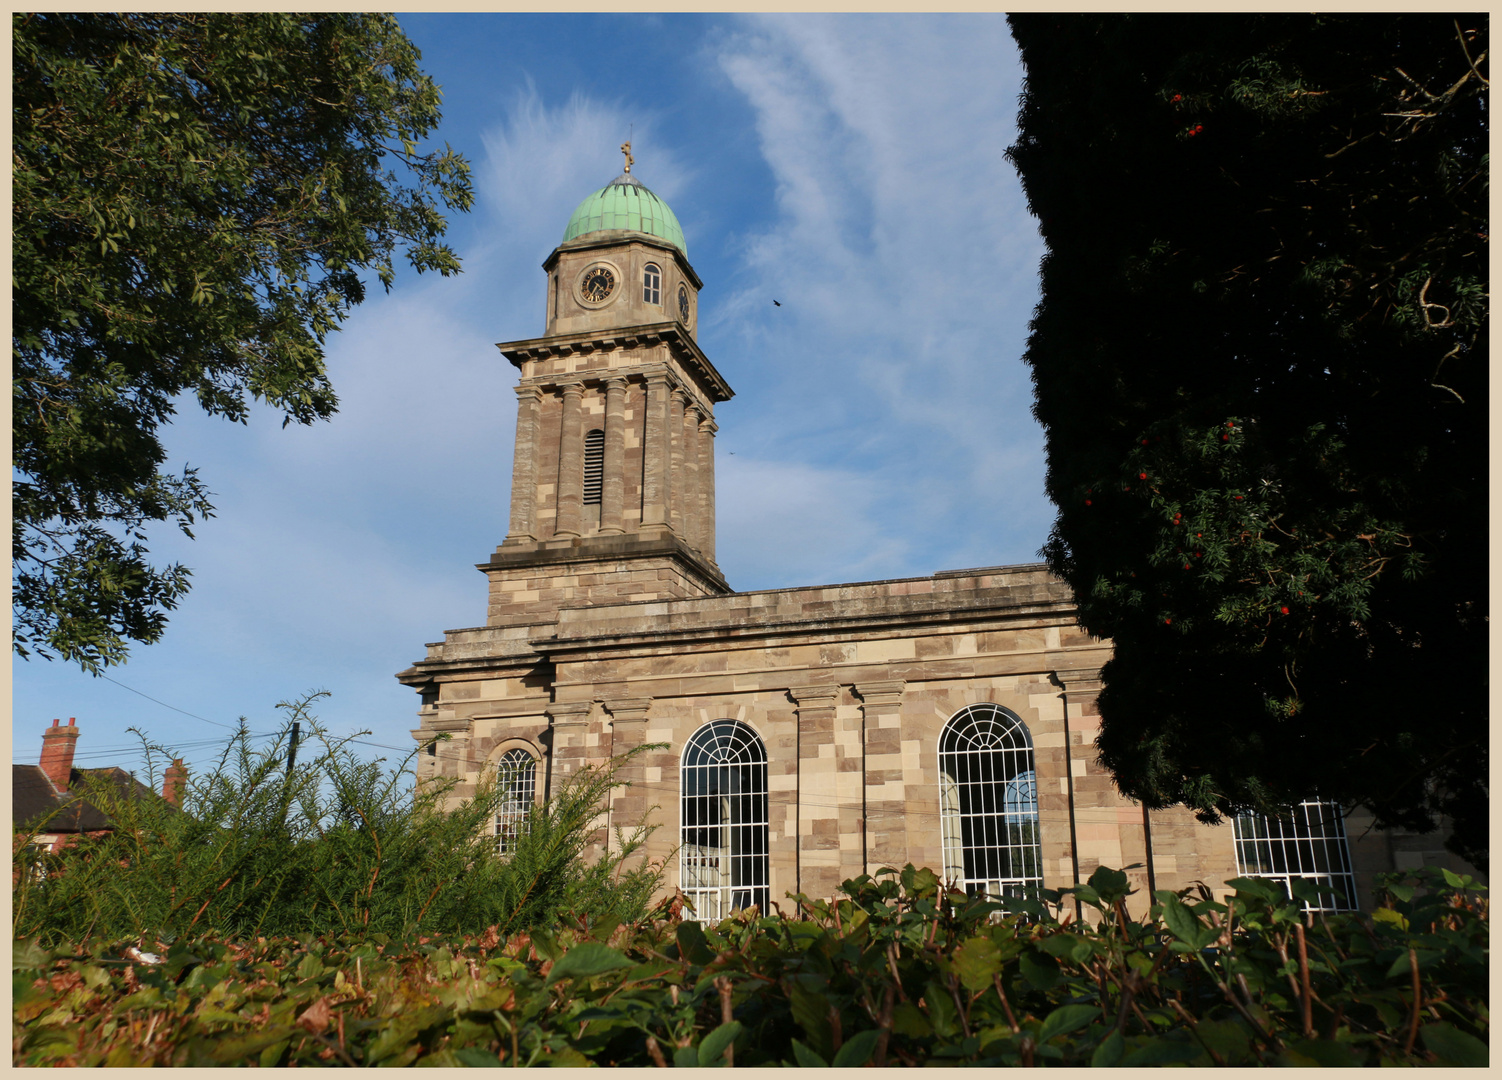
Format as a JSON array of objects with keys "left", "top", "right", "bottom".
[{"left": 772, "top": 300, "right": 781, "bottom": 306}]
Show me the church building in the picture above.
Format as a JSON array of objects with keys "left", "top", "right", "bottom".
[{"left": 399, "top": 151, "right": 1457, "bottom": 918}]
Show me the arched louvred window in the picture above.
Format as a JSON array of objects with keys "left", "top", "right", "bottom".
[
  {"left": 1233, "top": 800, "right": 1357, "bottom": 913},
  {"left": 643, "top": 263, "right": 662, "bottom": 305},
  {"left": 494, "top": 748, "right": 537, "bottom": 855},
  {"left": 939, "top": 703, "right": 1043, "bottom": 900},
  {"left": 582, "top": 429, "right": 605, "bottom": 505},
  {"left": 681, "top": 720, "right": 769, "bottom": 920}
]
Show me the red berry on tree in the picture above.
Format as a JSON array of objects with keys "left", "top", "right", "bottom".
[
  {"left": 1139, "top": 472, "right": 1147, "bottom": 480},
  {"left": 1280, "top": 606, "right": 1290, "bottom": 614}
]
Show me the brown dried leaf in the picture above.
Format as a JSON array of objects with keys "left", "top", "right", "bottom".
[{"left": 296, "top": 996, "right": 332, "bottom": 1034}]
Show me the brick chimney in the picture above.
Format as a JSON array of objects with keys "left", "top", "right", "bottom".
[
  {"left": 163, "top": 758, "right": 187, "bottom": 807},
  {"left": 39, "top": 718, "right": 80, "bottom": 793}
]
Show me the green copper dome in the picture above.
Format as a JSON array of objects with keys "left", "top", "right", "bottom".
[{"left": 562, "top": 173, "right": 686, "bottom": 256}]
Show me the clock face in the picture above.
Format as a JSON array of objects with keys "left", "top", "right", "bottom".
[
  {"left": 677, "top": 284, "right": 690, "bottom": 323},
  {"left": 580, "top": 266, "right": 616, "bottom": 303}
]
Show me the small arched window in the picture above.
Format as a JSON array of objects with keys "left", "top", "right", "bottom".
[
  {"left": 681, "top": 720, "right": 769, "bottom": 919},
  {"left": 582, "top": 429, "right": 605, "bottom": 505},
  {"left": 939, "top": 703, "right": 1043, "bottom": 900},
  {"left": 494, "top": 748, "right": 537, "bottom": 855},
  {"left": 1233, "top": 800, "right": 1356, "bottom": 912},
  {"left": 643, "top": 263, "right": 662, "bottom": 305}
]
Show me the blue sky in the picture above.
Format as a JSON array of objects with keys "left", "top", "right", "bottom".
[{"left": 12, "top": 14, "right": 1048, "bottom": 783}]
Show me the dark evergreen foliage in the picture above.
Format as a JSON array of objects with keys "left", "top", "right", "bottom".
[
  {"left": 12, "top": 14, "right": 472, "bottom": 672},
  {"left": 1006, "top": 15, "right": 1487, "bottom": 865}
]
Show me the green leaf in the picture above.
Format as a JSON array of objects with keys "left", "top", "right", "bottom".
[
  {"left": 1091, "top": 1029, "right": 1125, "bottom": 1067},
  {"left": 1280, "top": 1038, "right": 1363, "bottom": 1067},
  {"left": 1421, "top": 1022, "right": 1488, "bottom": 1067},
  {"left": 543, "top": 943, "right": 633, "bottom": 986},
  {"left": 1018, "top": 950, "right": 1060, "bottom": 992},
  {"left": 1120, "top": 1038, "right": 1203, "bottom": 1066},
  {"left": 673, "top": 1045, "right": 699, "bottom": 1068},
  {"left": 697, "top": 1021, "right": 742, "bottom": 1067},
  {"left": 1039, "top": 1003, "right": 1099, "bottom": 1043},
  {"left": 1087, "top": 865, "right": 1131, "bottom": 904},
  {"left": 831, "top": 1029, "right": 881, "bottom": 1067},
  {"left": 952, "top": 935, "right": 1004, "bottom": 992},
  {"left": 455, "top": 1046, "right": 504, "bottom": 1067},
  {"left": 676, "top": 921, "right": 717, "bottom": 966},
  {"left": 12, "top": 939, "right": 51, "bottom": 970},
  {"left": 1159, "top": 894, "right": 1213, "bottom": 949},
  {"left": 790, "top": 1039, "right": 828, "bottom": 1067}
]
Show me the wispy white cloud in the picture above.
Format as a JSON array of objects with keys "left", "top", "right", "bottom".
[{"left": 706, "top": 15, "right": 1051, "bottom": 579}]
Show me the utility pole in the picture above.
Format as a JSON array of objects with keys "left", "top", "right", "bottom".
[{"left": 286, "top": 721, "right": 301, "bottom": 776}]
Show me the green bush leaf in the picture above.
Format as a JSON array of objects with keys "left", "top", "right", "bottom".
[
  {"left": 455, "top": 1046, "right": 504, "bottom": 1067},
  {"left": 698, "top": 1021, "right": 743, "bottom": 1066},
  {"left": 543, "top": 943, "right": 632, "bottom": 986},
  {"left": 1039, "top": 1003, "right": 1099, "bottom": 1043},
  {"left": 1421, "top": 1022, "right": 1488, "bottom": 1067},
  {"left": 952, "top": 935, "right": 1003, "bottom": 992},
  {"left": 1091, "top": 1029, "right": 1125, "bottom": 1067},
  {"left": 1087, "top": 865, "right": 1131, "bottom": 904},
  {"left": 676, "top": 921, "right": 716, "bottom": 966},
  {"left": 791, "top": 1039, "right": 828, "bottom": 1067},
  {"left": 831, "top": 1029, "right": 881, "bottom": 1067},
  {"left": 1120, "top": 1038, "right": 1203, "bottom": 1066}
]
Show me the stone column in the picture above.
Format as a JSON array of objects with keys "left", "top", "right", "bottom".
[
  {"left": 1052, "top": 665, "right": 1155, "bottom": 917},
  {"left": 682, "top": 401, "right": 703, "bottom": 550},
  {"left": 505, "top": 385, "right": 543, "bottom": 542},
  {"left": 600, "top": 377, "right": 628, "bottom": 535},
  {"left": 668, "top": 387, "right": 687, "bottom": 538},
  {"left": 604, "top": 697, "right": 653, "bottom": 858},
  {"left": 698, "top": 416, "right": 718, "bottom": 565},
  {"left": 854, "top": 680, "right": 906, "bottom": 876},
  {"left": 641, "top": 373, "right": 670, "bottom": 531},
  {"left": 789, "top": 684, "right": 842, "bottom": 901},
  {"left": 553, "top": 382, "right": 585, "bottom": 538}
]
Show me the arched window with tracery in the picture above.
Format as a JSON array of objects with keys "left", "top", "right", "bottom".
[
  {"left": 680, "top": 720, "right": 769, "bottom": 919},
  {"left": 643, "top": 263, "right": 662, "bottom": 305},
  {"left": 1233, "top": 800, "right": 1357, "bottom": 913},
  {"left": 494, "top": 748, "right": 537, "bottom": 855},
  {"left": 939, "top": 703, "right": 1043, "bottom": 899}
]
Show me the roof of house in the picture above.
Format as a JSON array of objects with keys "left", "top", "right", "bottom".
[{"left": 13, "top": 764, "right": 163, "bottom": 834}]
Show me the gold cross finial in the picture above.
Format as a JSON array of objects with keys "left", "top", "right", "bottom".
[{"left": 620, "top": 141, "right": 634, "bottom": 174}]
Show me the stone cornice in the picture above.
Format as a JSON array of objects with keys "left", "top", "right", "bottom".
[{"left": 496, "top": 322, "right": 733, "bottom": 403}]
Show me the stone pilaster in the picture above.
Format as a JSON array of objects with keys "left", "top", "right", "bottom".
[
  {"left": 641, "top": 373, "right": 670, "bottom": 531},
  {"left": 554, "top": 382, "right": 585, "bottom": 538},
  {"left": 600, "top": 377, "right": 627, "bottom": 535},
  {"left": 505, "top": 385, "right": 543, "bottom": 542},
  {"left": 603, "top": 697, "right": 654, "bottom": 860},
  {"left": 682, "top": 401, "right": 703, "bottom": 551},
  {"left": 1051, "top": 665, "right": 1153, "bottom": 914},
  {"left": 789, "top": 684, "right": 843, "bottom": 901},
  {"left": 698, "top": 416, "right": 718, "bottom": 565},
  {"left": 854, "top": 680, "right": 906, "bottom": 876},
  {"left": 668, "top": 387, "right": 688, "bottom": 537}
]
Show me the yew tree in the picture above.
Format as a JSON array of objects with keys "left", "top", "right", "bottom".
[
  {"left": 13, "top": 13, "right": 472, "bottom": 672},
  {"left": 1007, "top": 15, "right": 1487, "bottom": 864}
]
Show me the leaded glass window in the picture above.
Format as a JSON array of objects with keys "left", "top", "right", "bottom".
[
  {"left": 1233, "top": 800, "right": 1357, "bottom": 913},
  {"left": 939, "top": 703, "right": 1044, "bottom": 899},
  {"left": 494, "top": 749, "right": 537, "bottom": 855},
  {"left": 680, "top": 720, "right": 769, "bottom": 920}
]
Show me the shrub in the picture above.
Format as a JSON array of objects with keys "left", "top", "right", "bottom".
[
  {"left": 12, "top": 694, "right": 664, "bottom": 946},
  {"left": 12, "top": 864, "right": 1487, "bottom": 1066}
]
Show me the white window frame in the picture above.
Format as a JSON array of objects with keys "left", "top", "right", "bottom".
[
  {"left": 643, "top": 262, "right": 662, "bottom": 305},
  {"left": 938, "top": 703, "right": 1044, "bottom": 901},
  {"left": 1233, "top": 799, "right": 1357, "bottom": 913},
  {"left": 679, "top": 719, "right": 769, "bottom": 921},
  {"left": 494, "top": 748, "right": 537, "bottom": 855}
]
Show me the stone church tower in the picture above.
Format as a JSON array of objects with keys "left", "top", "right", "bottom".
[
  {"left": 400, "top": 153, "right": 1449, "bottom": 918},
  {"left": 486, "top": 159, "right": 732, "bottom": 626}
]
